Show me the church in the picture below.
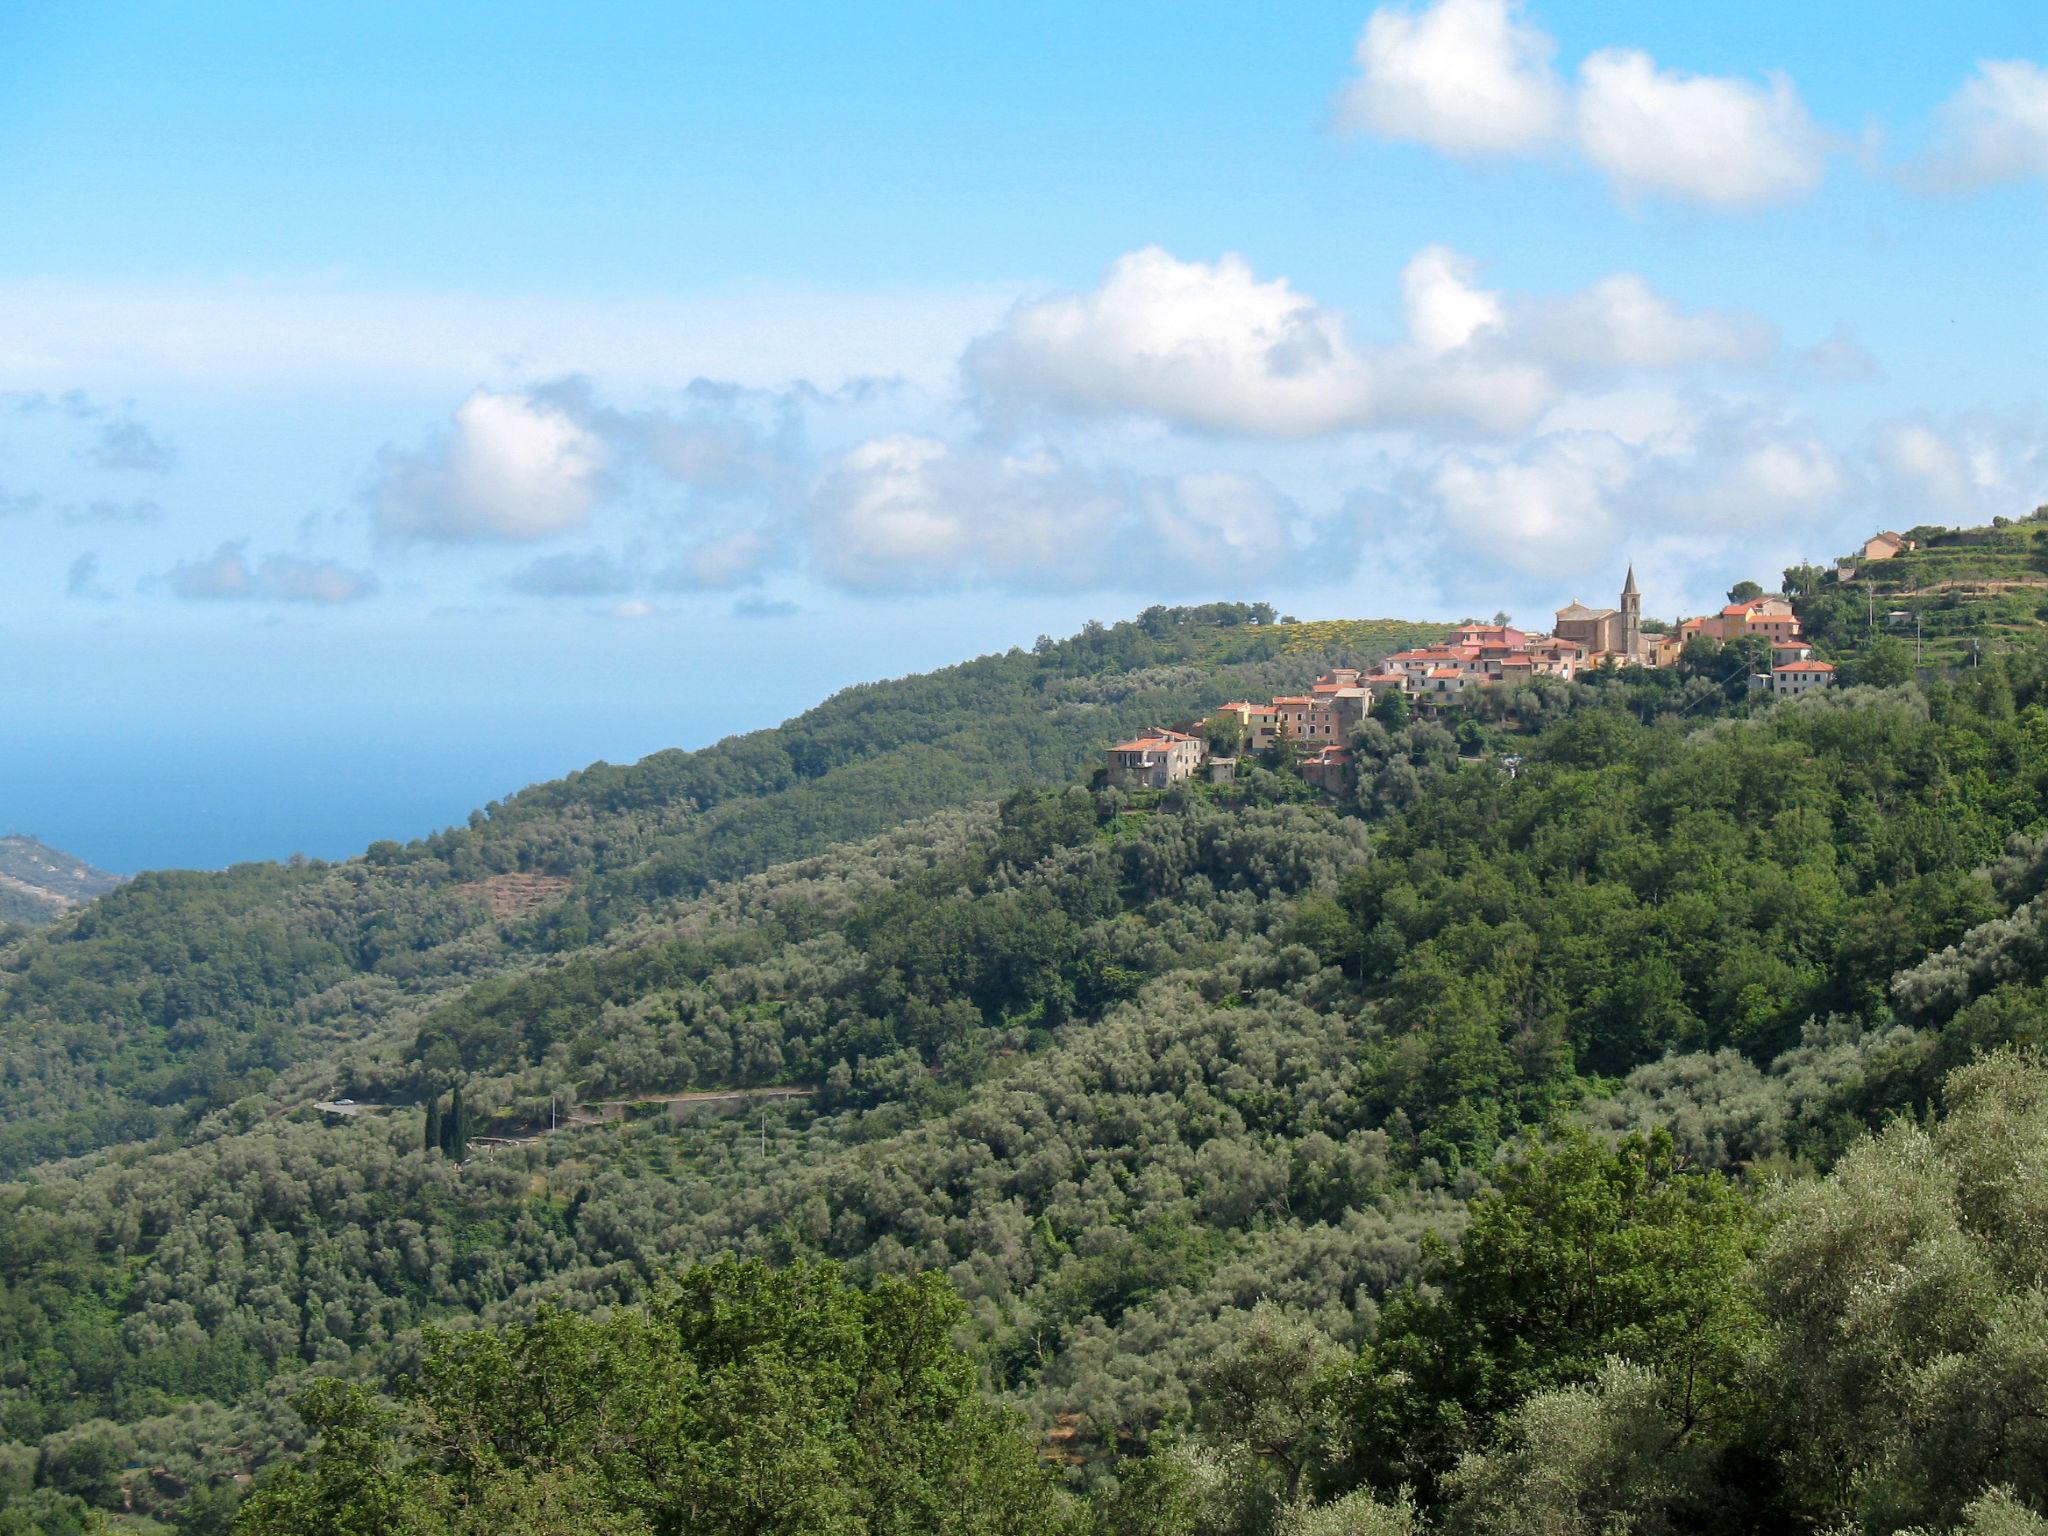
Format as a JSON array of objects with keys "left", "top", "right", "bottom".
[{"left": 1553, "top": 566, "right": 1643, "bottom": 660}]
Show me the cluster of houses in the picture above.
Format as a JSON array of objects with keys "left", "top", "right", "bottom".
[{"left": 1105, "top": 563, "right": 1841, "bottom": 793}]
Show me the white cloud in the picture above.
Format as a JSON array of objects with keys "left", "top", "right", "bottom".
[
  {"left": 967, "top": 248, "right": 1379, "bottom": 439},
  {"left": 1401, "top": 245, "right": 1505, "bottom": 357},
  {"left": 968, "top": 245, "right": 1787, "bottom": 441},
  {"left": 1518, "top": 273, "right": 1776, "bottom": 371},
  {"left": 1335, "top": 0, "right": 1567, "bottom": 156},
  {"left": 1139, "top": 471, "right": 1307, "bottom": 584},
  {"left": 965, "top": 245, "right": 1549, "bottom": 439},
  {"left": 1645, "top": 418, "right": 1850, "bottom": 529},
  {"left": 533, "top": 377, "right": 797, "bottom": 498},
  {"left": 1412, "top": 406, "right": 1857, "bottom": 588},
  {"left": 810, "top": 436, "right": 1116, "bottom": 591},
  {"left": 808, "top": 435, "right": 1331, "bottom": 594},
  {"left": 1872, "top": 415, "right": 2048, "bottom": 522},
  {"left": 374, "top": 389, "right": 606, "bottom": 541},
  {"left": 1574, "top": 49, "right": 1827, "bottom": 208},
  {"left": 163, "top": 542, "right": 375, "bottom": 603},
  {"left": 1913, "top": 59, "right": 2048, "bottom": 190},
  {"left": 1334, "top": 2, "right": 1832, "bottom": 208},
  {"left": 1427, "top": 433, "right": 1636, "bottom": 572}
]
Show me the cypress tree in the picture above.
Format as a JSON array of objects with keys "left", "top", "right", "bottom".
[
  {"left": 446, "top": 1084, "right": 469, "bottom": 1161},
  {"left": 424, "top": 1094, "right": 442, "bottom": 1155}
]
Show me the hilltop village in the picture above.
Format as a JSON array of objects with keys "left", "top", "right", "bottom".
[{"left": 1106, "top": 565, "right": 1834, "bottom": 793}]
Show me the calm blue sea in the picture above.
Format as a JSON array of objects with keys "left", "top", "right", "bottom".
[{"left": 0, "top": 722, "right": 699, "bottom": 875}]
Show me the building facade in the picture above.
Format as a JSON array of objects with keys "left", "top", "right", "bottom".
[
  {"left": 1105, "top": 729, "right": 1205, "bottom": 789},
  {"left": 1770, "top": 659, "right": 1836, "bottom": 697}
]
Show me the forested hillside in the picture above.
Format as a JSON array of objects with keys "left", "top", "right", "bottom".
[
  {"left": 0, "top": 604, "right": 1399, "bottom": 1176},
  {"left": 10, "top": 585, "right": 2048, "bottom": 1532},
  {"left": 0, "top": 836, "right": 122, "bottom": 930}
]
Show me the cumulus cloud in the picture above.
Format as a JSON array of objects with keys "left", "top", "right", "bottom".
[
  {"left": 808, "top": 435, "right": 1334, "bottom": 593},
  {"left": 1643, "top": 416, "right": 1851, "bottom": 529},
  {"left": 733, "top": 595, "right": 800, "bottom": 620},
  {"left": 164, "top": 542, "right": 375, "bottom": 603},
  {"left": 1334, "top": 0, "right": 1566, "bottom": 156},
  {"left": 530, "top": 376, "right": 797, "bottom": 499},
  {"left": 1410, "top": 405, "right": 1856, "bottom": 583},
  {"left": 1575, "top": 50, "right": 1827, "bottom": 208},
  {"left": 964, "top": 246, "right": 1542, "bottom": 439},
  {"left": 373, "top": 389, "right": 606, "bottom": 540},
  {"left": 1912, "top": 59, "right": 2048, "bottom": 191},
  {"left": 1335, "top": 0, "right": 1831, "bottom": 207},
  {"left": 1517, "top": 273, "right": 1776, "bottom": 371},
  {"left": 968, "top": 245, "right": 1783, "bottom": 440},
  {"left": 1426, "top": 433, "right": 1638, "bottom": 572},
  {"left": 967, "top": 248, "right": 1380, "bottom": 438},
  {"left": 1401, "top": 245, "right": 1505, "bottom": 356},
  {"left": 1871, "top": 415, "right": 2048, "bottom": 522}
]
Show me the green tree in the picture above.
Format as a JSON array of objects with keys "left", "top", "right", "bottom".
[
  {"left": 1755, "top": 1052, "right": 2048, "bottom": 1532},
  {"left": 1728, "top": 581, "right": 1764, "bottom": 603},
  {"left": 1782, "top": 563, "right": 1829, "bottom": 597},
  {"left": 234, "top": 1260, "right": 1070, "bottom": 1536},
  {"left": 441, "top": 1083, "right": 469, "bottom": 1160},
  {"left": 1334, "top": 1127, "right": 1758, "bottom": 1504},
  {"left": 1369, "top": 689, "right": 1411, "bottom": 729},
  {"left": 422, "top": 1093, "right": 441, "bottom": 1156},
  {"left": 1269, "top": 723, "right": 1305, "bottom": 777},
  {"left": 1206, "top": 712, "right": 1246, "bottom": 758},
  {"left": 1854, "top": 633, "right": 1914, "bottom": 688}
]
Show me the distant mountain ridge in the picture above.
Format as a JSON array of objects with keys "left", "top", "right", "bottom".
[{"left": 0, "top": 834, "right": 123, "bottom": 926}]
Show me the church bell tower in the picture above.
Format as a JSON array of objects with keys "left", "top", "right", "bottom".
[{"left": 1621, "top": 564, "right": 1641, "bottom": 658}]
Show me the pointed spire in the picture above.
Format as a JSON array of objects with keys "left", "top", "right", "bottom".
[{"left": 1622, "top": 564, "right": 1639, "bottom": 596}]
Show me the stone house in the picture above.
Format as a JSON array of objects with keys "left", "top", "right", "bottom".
[
  {"left": 1105, "top": 729, "right": 1205, "bottom": 789},
  {"left": 1300, "top": 745, "right": 1355, "bottom": 795}
]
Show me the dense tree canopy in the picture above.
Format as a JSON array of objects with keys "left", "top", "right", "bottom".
[{"left": 3, "top": 594, "right": 2048, "bottom": 1531}]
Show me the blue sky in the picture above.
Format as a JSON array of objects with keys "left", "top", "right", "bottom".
[{"left": 1, "top": 1, "right": 2043, "bottom": 869}]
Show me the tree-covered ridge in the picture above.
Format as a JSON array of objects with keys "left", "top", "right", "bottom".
[
  {"left": 2, "top": 635, "right": 2048, "bottom": 1527},
  {"left": 207, "top": 1052, "right": 2048, "bottom": 1536},
  {"left": 0, "top": 835, "right": 122, "bottom": 929},
  {"left": 15, "top": 566, "right": 2048, "bottom": 1528},
  {"left": 0, "top": 604, "right": 1384, "bottom": 1175}
]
